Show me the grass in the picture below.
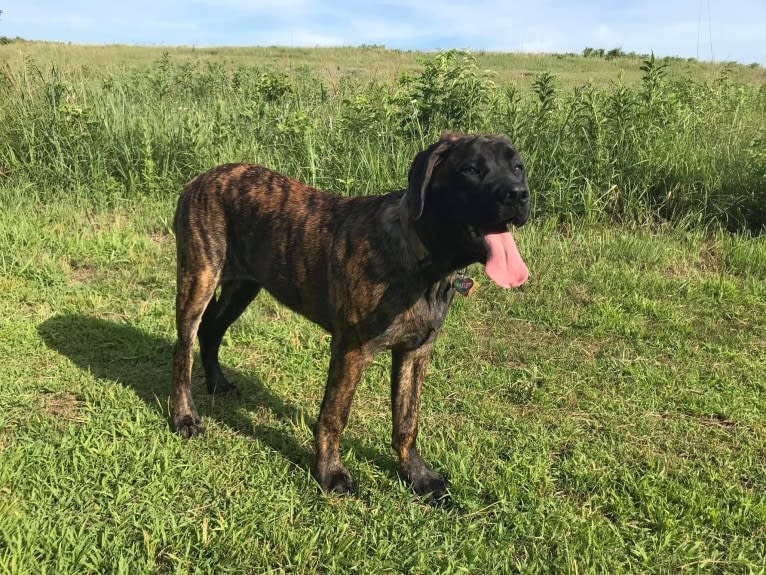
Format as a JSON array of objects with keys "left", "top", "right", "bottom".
[
  {"left": 2, "top": 41, "right": 765, "bottom": 87},
  {"left": 2, "top": 189, "right": 765, "bottom": 573},
  {"left": 1, "top": 46, "right": 764, "bottom": 231},
  {"left": 1, "top": 43, "right": 766, "bottom": 572}
]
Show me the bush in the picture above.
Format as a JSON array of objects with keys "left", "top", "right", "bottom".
[{"left": 0, "top": 50, "right": 763, "bottom": 231}]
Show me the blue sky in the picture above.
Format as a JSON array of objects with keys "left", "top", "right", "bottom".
[{"left": 2, "top": 1, "right": 764, "bottom": 64}]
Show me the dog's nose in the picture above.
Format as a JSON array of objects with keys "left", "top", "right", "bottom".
[
  {"left": 494, "top": 182, "right": 530, "bottom": 205},
  {"left": 502, "top": 185, "right": 528, "bottom": 203},
  {"left": 514, "top": 186, "right": 529, "bottom": 202}
]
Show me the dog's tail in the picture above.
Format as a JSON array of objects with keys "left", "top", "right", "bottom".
[
  {"left": 173, "top": 176, "right": 199, "bottom": 237},
  {"left": 172, "top": 201, "right": 181, "bottom": 237}
]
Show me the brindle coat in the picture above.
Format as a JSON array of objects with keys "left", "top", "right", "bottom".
[{"left": 172, "top": 133, "right": 530, "bottom": 498}]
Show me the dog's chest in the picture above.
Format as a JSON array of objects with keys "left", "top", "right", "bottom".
[{"left": 377, "top": 279, "right": 455, "bottom": 351}]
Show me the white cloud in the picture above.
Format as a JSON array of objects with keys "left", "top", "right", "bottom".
[
  {"left": 518, "top": 39, "right": 556, "bottom": 54},
  {"left": 594, "top": 25, "right": 612, "bottom": 43},
  {"left": 345, "top": 18, "right": 423, "bottom": 44},
  {"left": 2, "top": 0, "right": 764, "bottom": 63},
  {"left": 253, "top": 28, "right": 345, "bottom": 47},
  {"left": 192, "top": 0, "right": 308, "bottom": 17}
]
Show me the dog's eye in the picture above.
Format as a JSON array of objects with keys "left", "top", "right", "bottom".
[
  {"left": 513, "top": 165, "right": 524, "bottom": 175},
  {"left": 461, "top": 165, "right": 480, "bottom": 176}
]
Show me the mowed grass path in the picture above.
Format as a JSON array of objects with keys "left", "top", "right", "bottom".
[{"left": 1, "top": 191, "right": 765, "bottom": 573}]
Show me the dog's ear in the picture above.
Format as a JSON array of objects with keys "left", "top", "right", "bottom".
[{"left": 403, "top": 133, "right": 467, "bottom": 221}]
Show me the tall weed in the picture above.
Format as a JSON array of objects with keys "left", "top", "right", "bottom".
[{"left": 0, "top": 50, "right": 763, "bottom": 230}]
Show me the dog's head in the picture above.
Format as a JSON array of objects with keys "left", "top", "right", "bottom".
[{"left": 401, "top": 133, "right": 530, "bottom": 288}]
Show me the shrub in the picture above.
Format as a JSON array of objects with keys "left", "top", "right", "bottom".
[{"left": 0, "top": 50, "right": 762, "bottom": 230}]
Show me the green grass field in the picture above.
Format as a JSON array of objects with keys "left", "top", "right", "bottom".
[
  {"left": 1, "top": 42, "right": 765, "bottom": 573},
  {"left": 3, "top": 41, "right": 765, "bottom": 87}
]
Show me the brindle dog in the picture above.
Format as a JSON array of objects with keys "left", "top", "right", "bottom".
[{"left": 172, "top": 133, "right": 530, "bottom": 498}]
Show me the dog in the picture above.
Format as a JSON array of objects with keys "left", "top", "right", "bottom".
[{"left": 171, "top": 132, "right": 530, "bottom": 499}]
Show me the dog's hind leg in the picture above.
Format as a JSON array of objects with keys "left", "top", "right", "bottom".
[
  {"left": 391, "top": 344, "right": 448, "bottom": 500},
  {"left": 198, "top": 280, "right": 261, "bottom": 395},
  {"left": 172, "top": 261, "right": 221, "bottom": 439}
]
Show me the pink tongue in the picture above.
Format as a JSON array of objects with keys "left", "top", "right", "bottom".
[{"left": 483, "top": 230, "right": 529, "bottom": 288}]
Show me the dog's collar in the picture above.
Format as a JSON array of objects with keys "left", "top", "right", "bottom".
[
  {"left": 409, "top": 230, "right": 433, "bottom": 269},
  {"left": 399, "top": 204, "right": 432, "bottom": 269}
]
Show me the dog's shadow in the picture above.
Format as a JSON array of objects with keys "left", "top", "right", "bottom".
[{"left": 38, "top": 314, "right": 398, "bottom": 482}]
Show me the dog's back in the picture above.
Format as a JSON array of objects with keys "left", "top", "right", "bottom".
[{"left": 174, "top": 163, "right": 397, "bottom": 331}]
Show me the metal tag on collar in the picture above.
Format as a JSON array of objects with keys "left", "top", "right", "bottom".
[{"left": 453, "top": 270, "right": 479, "bottom": 297}]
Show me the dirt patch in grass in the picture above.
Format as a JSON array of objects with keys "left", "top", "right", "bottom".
[
  {"left": 648, "top": 409, "right": 739, "bottom": 430},
  {"left": 70, "top": 264, "right": 99, "bottom": 284},
  {"left": 37, "top": 391, "right": 85, "bottom": 425},
  {"left": 149, "top": 232, "right": 173, "bottom": 245},
  {"left": 698, "top": 240, "right": 725, "bottom": 272},
  {"left": 85, "top": 209, "right": 130, "bottom": 234},
  {"left": 661, "top": 239, "right": 727, "bottom": 280}
]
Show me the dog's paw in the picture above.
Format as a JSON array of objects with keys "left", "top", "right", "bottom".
[
  {"left": 400, "top": 449, "right": 450, "bottom": 502},
  {"left": 411, "top": 470, "right": 449, "bottom": 502},
  {"left": 315, "top": 465, "right": 356, "bottom": 495},
  {"left": 173, "top": 414, "right": 205, "bottom": 439},
  {"left": 205, "top": 374, "right": 240, "bottom": 397},
  {"left": 208, "top": 381, "right": 240, "bottom": 397}
]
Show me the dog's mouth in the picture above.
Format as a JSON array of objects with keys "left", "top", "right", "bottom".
[{"left": 467, "top": 222, "right": 529, "bottom": 288}]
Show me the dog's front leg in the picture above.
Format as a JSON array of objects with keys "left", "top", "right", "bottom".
[
  {"left": 313, "top": 339, "right": 371, "bottom": 494},
  {"left": 391, "top": 344, "right": 448, "bottom": 499}
]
